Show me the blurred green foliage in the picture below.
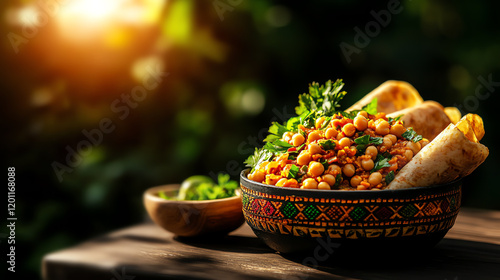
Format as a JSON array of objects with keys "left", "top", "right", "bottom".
[{"left": 1, "top": 0, "right": 500, "bottom": 278}]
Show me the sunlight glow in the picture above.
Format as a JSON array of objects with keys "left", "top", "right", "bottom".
[
  {"left": 54, "top": 0, "right": 165, "bottom": 42},
  {"left": 56, "top": 0, "right": 122, "bottom": 38}
]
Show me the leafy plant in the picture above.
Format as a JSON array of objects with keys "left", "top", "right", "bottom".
[{"left": 159, "top": 173, "right": 238, "bottom": 201}]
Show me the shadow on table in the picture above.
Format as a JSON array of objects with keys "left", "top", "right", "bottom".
[
  {"left": 281, "top": 238, "right": 500, "bottom": 280},
  {"left": 91, "top": 232, "right": 173, "bottom": 245},
  {"left": 174, "top": 234, "right": 274, "bottom": 254}
]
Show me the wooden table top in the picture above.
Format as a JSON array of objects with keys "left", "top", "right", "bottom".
[{"left": 42, "top": 208, "right": 500, "bottom": 280}]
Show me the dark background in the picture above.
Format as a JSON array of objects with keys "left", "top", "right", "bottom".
[{"left": 1, "top": 0, "right": 499, "bottom": 278}]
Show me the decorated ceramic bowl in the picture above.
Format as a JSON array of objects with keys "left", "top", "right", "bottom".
[{"left": 240, "top": 169, "right": 462, "bottom": 254}]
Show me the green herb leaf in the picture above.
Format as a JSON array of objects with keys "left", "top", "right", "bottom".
[
  {"left": 388, "top": 115, "right": 403, "bottom": 124},
  {"left": 319, "top": 116, "right": 332, "bottom": 130},
  {"left": 334, "top": 174, "right": 342, "bottom": 188},
  {"left": 320, "top": 159, "right": 329, "bottom": 171},
  {"left": 354, "top": 135, "right": 383, "bottom": 154},
  {"left": 385, "top": 171, "right": 395, "bottom": 184},
  {"left": 265, "top": 122, "right": 290, "bottom": 143},
  {"left": 263, "top": 140, "right": 293, "bottom": 154},
  {"left": 370, "top": 137, "right": 384, "bottom": 145},
  {"left": 295, "top": 79, "right": 347, "bottom": 116},
  {"left": 402, "top": 128, "right": 423, "bottom": 143},
  {"left": 319, "top": 139, "right": 336, "bottom": 150},
  {"left": 244, "top": 148, "right": 273, "bottom": 172},
  {"left": 354, "top": 134, "right": 370, "bottom": 145},
  {"left": 288, "top": 165, "right": 300, "bottom": 179},
  {"left": 373, "top": 154, "right": 392, "bottom": 172},
  {"left": 361, "top": 98, "right": 378, "bottom": 115},
  {"left": 339, "top": 111, "right": 357, "bottom": 120}
]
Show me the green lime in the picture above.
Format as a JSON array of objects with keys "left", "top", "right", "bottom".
[{"left": 177, "top": 175, "right": 215, "bottom": 200}]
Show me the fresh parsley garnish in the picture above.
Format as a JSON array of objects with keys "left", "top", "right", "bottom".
[
  {"left": 354, "top": 135, "right": 383, "bottom": 154},
  {"left": 361, "top": 98, "right": 378, "bottom": 115},
  {"left": 264, "top": 122, "right": 289, "bottom": 143},
  {"left": 344, "top": 98, "right": 379, "bottom": 119},
  {"left": 244, "top": 148, "right": 273, "bottom": 172},
  {"left": 287, "top": 164, "right": 300, "bottom": 179},
  {"left": 334, "top": 174, "right": 342, "bottom": 188},
  {"left": 296, "top": 79, "right": 347, "bottom": 116},
  {"left": 388, "top": 115, "right": 403, "bottom": 124},
  {"left": 244, "top": 79, "right": 353, "bottom": 171},
  {"left": 319, "top": 139, "right": 336, "bottom": 150},
  {"left": 263, "top": 140, "right": 293, "bottom": 154},
  {"left": 339, "top": 111, "right": 357, "bottom": 120},
  {"left": 320, "top": 159, "right": 329, "bottom": 171},
  {"left": 402, "top": 128, "right": 423, "bottom": 143},
  {"left": 373, "top": 154, "right": 392, "bottom": 172},
  {"left": 385, "top": 171, "right": 395, "bottom": 184}
]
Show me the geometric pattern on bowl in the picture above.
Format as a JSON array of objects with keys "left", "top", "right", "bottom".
[{"left": 241, "top": 183, "right": 461, "bottom": 240}]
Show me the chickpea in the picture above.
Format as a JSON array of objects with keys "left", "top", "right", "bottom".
[
  {"left": 327, "top": 164, "right": 342, "bottom": 175},
  {"left": 420, "top": 138, "right": 430, "bottom": 148},
  {"left": 357, "top": 111, "right": 368, "bottom": 118},
  {"left": 375, "top": 120, "right": 390, "bottom": 135},
  {"left": 265, "top": 175, "right": 280, "bottom": 185},
  {"left": 309, "top": 161, "right": 325, "bottom": 177},
  {"left": 302, "top": 178, "right": 318, "bottom": 189},
  {"left": 276, "top": 178, "right": 288, "bottom": 187},
  {"left": 315, "top": 117, "right": 325, "bottom": 129},
  {"left": 386, "top": 134, "right": 397, "bottom": 145},
  {"left": 390, "top": 124, "right": 406, "bottom": 137},
  {"left": 292, "top": 133, "right": 305, "bottom": 146},
  {"left": 297, "top": 151, "right": 312, "bottom": 166},
  {"left": 368, "top": 172, "right": 383, "bottom": 186},
  {"left": 342, "top": 123, "right": 356, "bottom": 137},
  {"left": 283, "top": 131, "right": 293, "bottom": 142},
  {"left": 404, "top": 149, "right": 414, "bottom": 161},
  {"left": 285, "top": 179, "right": 299, "bottom": 188},
  {"left": 382, "top": 136, "right": 393, "bottom": 148},
  {"left": 350, "top": 175, "right": 362, "bottom": 187},
  {"left": 365, "top": 146, "right": 378, "bottom": 160},
  {"left": 325, "top": 127, "right": 338, "bottom": 139},
  {"left": 361, "top": 158, "right": 374, "bottom": 171},
  {"left": 343, "top": 163, "right": 356, "bottom": 177},
  {"left": 339, "top": 137, "right": 352, "bottom": 148},
  {"left": 318, "top": 181, "right": 331, "bottom": 190},
  {"left": 357, "top": 185, "right": 368, "bottom": 190},
  {"left": 406, "top": 141, "right": 421, "bottom": 155},
  {"left": 308, "top": 143, "right": 322, "bottom": 155},
  {"left": 322, "top": 174, "right": 336, "bottom": 186},
  {"left": 354, "top": 115, "right": 368, "bottom": 131},
  {"left": 250, "top": 170, "right": 265, "bottom": 182},
  {"left": 308, "top": 131, "right": 322, "bottom": 143}
]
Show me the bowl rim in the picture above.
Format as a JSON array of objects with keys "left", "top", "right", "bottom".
[
  {"left": 144, "top": 184, "right": 242, "bottom": 205},
  {"left": 240, "top": 169, "right": 462, "bottom": 198}
]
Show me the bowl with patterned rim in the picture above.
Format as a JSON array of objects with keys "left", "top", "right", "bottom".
[{"left": 240, "top": 169, "right": 462, "bottom": 255}]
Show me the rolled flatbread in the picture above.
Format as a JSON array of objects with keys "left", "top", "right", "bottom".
[
  {"left": 444, "top": 107, "right": 462, "bottom": 124},
  {"left": 347, "top": 80, "right": 423, "bottom": 114},
  {"left": 388, "top": 114, "right": 489, "bottom": 189},
  {"left": 387, "top": 101, "right": 451, "bottom": 141}
]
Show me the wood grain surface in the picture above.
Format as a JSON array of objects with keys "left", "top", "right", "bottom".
[{"left": 42, "top": 208, "right": 500, "bottom": 280}]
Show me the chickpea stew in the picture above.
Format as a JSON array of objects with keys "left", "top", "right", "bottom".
[{"left": 244, "top": 79, "right": 427, "bottom": 191}]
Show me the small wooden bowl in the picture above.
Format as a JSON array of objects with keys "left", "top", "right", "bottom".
[{"left": 143, "top": 184, "right": 245, "bottom": 237}]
